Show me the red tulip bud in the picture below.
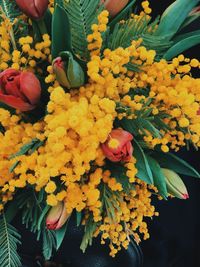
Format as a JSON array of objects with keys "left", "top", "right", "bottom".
[
  {"left": 53, "top": 52, "right": 85, "bottom": 89},
  {"left": 101, "top": 128, "right": 133, "bottom": 162},
  {"left": 101, "top": 0, "right": 129, "bottom": 17},
  {"left": 46, "top": 202, "right": 70, "bottom": 230},
  {"left": 15, "top": 0, "right": 49, "bottom": 20},
  {"left": 0, "top": 69, "right": 41, "bottom": 112},
  {"left": 53, "top": 57, "right": 70, "bottom": 88}
]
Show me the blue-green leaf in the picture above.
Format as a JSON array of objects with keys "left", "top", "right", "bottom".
[
  {"left": 152, "top": 152, "right": 200, "bottom": 178},
  {"left": 133, "top": 140, "right": 153, "bottom": 184},
  {"left": 164, "top": 34, "right": 200, "bottom": 60},
  {"left": 55, "top": 222, "right": 68, "bottom": 250},
  {"left": 52, "top": 4, "right": 72, "bottom": 59},
  {"left": 155, "top": 0, "right": 200, "bottom": 39},
  {"left": 147, "top": 156, "right": 168, "bottom": 199}
]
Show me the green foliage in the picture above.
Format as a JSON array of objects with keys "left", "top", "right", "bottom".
[
  {"left": 164, "top": 33, "right": 200, "bottom": 60},
  {"left": 133, "top": 139, "right": 153, "bottom": 184},
  {"left": 9, "top": 138, "right": 44, "bottom": 173},
  {"left": 155, "top": 0, "right": 200, "bottom": 39},
  {"left": 52, "top": 4, "right": 72, "bottom": 59},
  {"left": 43, "top": 229, "right": 56, "bottom": 260},
  {"left": 18, "top": 189, "right": 45, "bottom": 239},
  {"left": 152, "top": 152, "right": 200, "bottom": 178},
  {"left": 9, "top": 138, "right": 45, "bottom": 160},
  {"left": 100, "top": 184, "right": 121, "bottom": 222},
  {"left": 116, "top": 98, "right": 170, "bottom": 139},
  {"left": 0, "top": 213, "right": 21, "bottom": 267},
  {"left": 55, "top": 222, "right": 68, "bottom": 250},
  {"left": 0, "top": 0, "right": 28, "bottom": 49},
  {"left": 61, "top": 0, "right": 103, "bottom": 60},
  {"left": 80, "top": 216, "right": 97, "bottom": 253},
  {"left": 106, "top": 161, "right": 135, "bottom": 193},
  {"left": 76, "top": 211, "right": 82, "bottom": 226},
  {"left": 107, "top": 14, "right": 171, "bottom": 60},
  {"left": 0, "top": 0, "right": 21, "bottom": 22},
  {"left": 147, "top": 156, "right": 168, "bottom": 199}
]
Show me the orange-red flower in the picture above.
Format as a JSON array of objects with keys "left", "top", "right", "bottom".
[
  {"left": 101, "top": 0, "right": 129, "bottom": 17},
  {"left": 15, "top": 0, "right": 49, "bottom": 20},
  {"left": 0, "top": 69, "right": 41, "bottom": 111},
  {"left": 101, "top": 128, "right": 133, "bottom": 162}
]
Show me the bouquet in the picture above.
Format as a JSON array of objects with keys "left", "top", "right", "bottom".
[{"left": 0, "top": 0, "right": 200, "bottom": 266}]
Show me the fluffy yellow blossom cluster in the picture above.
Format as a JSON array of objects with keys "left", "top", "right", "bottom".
[
  {"left": 0, "top": 3, "right": 200, "bottom": 257},
  {"left": 0, "top": 14, "right": 51, "bottom": 72}
]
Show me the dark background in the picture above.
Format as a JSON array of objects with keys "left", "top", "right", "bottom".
[{"left": 141, "top": 1, "right": 200, "bottom": 267}]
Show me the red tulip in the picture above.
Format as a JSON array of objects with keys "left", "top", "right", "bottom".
[
  {"left": 101, "top": 129, "right": 133, "bottom": 162},
  {"left": 0, "top": 69, "right": 41, "bottom": 111},
  {"left": 46, "top": 202, "right": 70, "bottom": 230},
  {"left": 15, "top": 0, "right": 49, "bottom": 20},
  {"left": 101, "top": 0, "right": 129, "bottom": 17}
]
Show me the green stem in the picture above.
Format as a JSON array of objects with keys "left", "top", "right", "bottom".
[
  {"left": 32, "top": 18, "right": 48, "bottom": 42},
  {"left": 36, "top": 18, "right": 48, "bottom": 36}
]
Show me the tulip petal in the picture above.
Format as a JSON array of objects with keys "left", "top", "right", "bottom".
[
  {"left": 20, "top": 72, "right": 41, "bottom": 105},
  {"left": 102, "top": 0, "right": 129, "bottom": 17},
  {"left": 0, "top": 93, "right": 35, "bottom": 111},
  {"left": 16, "top": 0, "right": 40, "bottom": 19},
  {"left": 56, "top": 206, "right": 70, "bottom": 230}
]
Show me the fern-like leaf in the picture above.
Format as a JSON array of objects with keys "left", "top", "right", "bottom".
[
  {"left": 0, "top": 0, "right": 21, "bottom": 22},
  {"left": 0, "top": 214, "right": 21, "bottom": 267},
  {"left": 61, "top": 0, "right": 103, "bottom": 60},
  {"left": 108, "top": 15, "right": 172, "bottom": 59}
]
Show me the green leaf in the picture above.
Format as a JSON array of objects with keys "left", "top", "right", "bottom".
[
  {"left": 61, "top": 0, "right": 102, "bottom": 60},
  {"left": 109, "top": 0, "right": 136, "bottom": 28},
  {"left": 52, "top": 4, "right": 72, "bottom": 59},
  {"left": 0, "top": 0, "right": 21, "bottom": 22},
  {"left": 37, "top": 205, "right": 50, "bottom": 231},
  {"left": 55, "top": 222, "right": 68, "bottom": 250},
  {"left": 9, "top": 161, "right": 20, "bottom": 173},
  {"left": 43, "top": 229, "right": 56, "bottom": 260},
  {"left": 106, "top": 161, "right": 134, "bottom": 193},
  {"left": 146, "top": 156, "right": 168, "bottom": 199},
  {"left": 80, "top": 216, "right": 97, "bottom": 253},
  {"left": 0, "top": 213, "right": 21, "bottom": 267},
  {"left": 164, "top": 34, "right": 200, "bottom": 60},
  {"left": 117, "top": 118, "right": 139, "bottom": 136},
  {"left": 133, "top": 139, "right": 153, "bottom": 184},
  {"left": 4, "top": 202, "right": 19, "bottom": 223},
  {"left": 155, "top": 0, "right": 200, "bottom": 39},
  {"left": 152, "top": 152, "right": 200, "bottom": 178},
  {"left": 137, "top": 118, "right": 162, "bottom": 138},
  {"left": 9, "top": 138, "right": 44, "bottom": 160},
  {"left": 76, "top": 211, "right": 82, "bottom": 227}
]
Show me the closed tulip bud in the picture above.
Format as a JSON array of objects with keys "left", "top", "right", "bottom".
[
  {"left": 162, "top": 168, "right": 189, "bottom": 200},
  {"left": 46, "top": 202, "right": 70, "bottom": 230},
  {"left": 15, "top": 0, "right": 49, "bottom": 20},
  {"left": 101, "top": 0, "right": 129, "bottom": 17},
  {"left": 53, "top": 52, "right": 85, "bottom": 89}
]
